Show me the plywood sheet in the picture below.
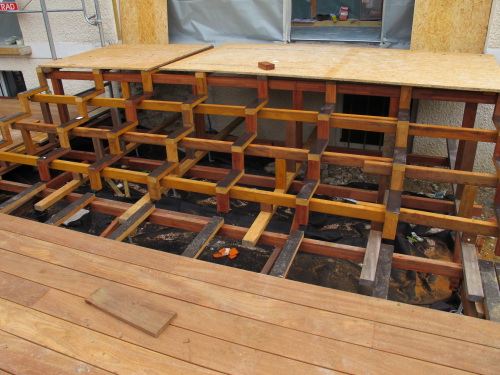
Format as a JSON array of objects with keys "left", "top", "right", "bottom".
[
  {"left": 120, "top": 0, "right": 168, "bottom": 44},
  {"left": 165, "top": 44, "right": 500, "bottom": 92},
  {"left": 39, "top": 44, "right": 212, "bottom": 71},
  {"left": 411, "top": 0, "right": 493, "bottom": 53}
]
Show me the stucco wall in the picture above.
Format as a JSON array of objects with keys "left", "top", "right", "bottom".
[
  {"left": 0, "top": 0, "right": 118, "bottom": 95},
  {"left": 413, "top": 1, "right": 500, "bottom": 176}
]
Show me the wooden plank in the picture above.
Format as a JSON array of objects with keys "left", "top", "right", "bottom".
[
  {"left": 165, "top": 44, "right": 500, "bottom": 92},
  {"left": 478, "top": 260, "right": 500, "bottom": 322},
  {"left": 40, "top": 44, "right": 213, "bottom": 71},
  {"left": 0, "top": 182, "right": 46, "bottom": 214},
  {"left": 108, "top": 203, "right": 156, "bottom": 242},
  {"left": 372, "top": 244, "right": 394, "bottom": 300},
  {"left": 0, "top": 330, "right": 113, "bottom": 375},
  {"left": 462, "top": 241, "right": 484, "bottom": 302},
  {"left": 411, "top": 0, "right": 493, "bottom": 53},
  {"left": 0, "top": 271, "right": 48, "bottom": 307},
  {"left": 45, "top": 192, "right": 95, "bottom": 227},
  {"left": 36, "top": 147, "right": 71, "bottom": 181},
  {"left": 182, "top": 216, "right": 224, "bottom": 258},
  {"left": 0, "top": 297, "right": 220, "bottom": 375},
  {"left": 360, "top": 230, "right": 383, "bottom": 287},
  {"left": 35, "top": 176, "right": 88, "bottom": 211},
  {"left": 118, "top": 194, "right": 152, "bottom": 223},
  {"left": 86, "top": 284, "right": 176, "bottom": 337},
  {"left": 269, "top": 230, "right": 304, "bottom": 278}
]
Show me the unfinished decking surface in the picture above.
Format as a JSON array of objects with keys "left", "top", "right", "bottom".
[
  {"left": 165, "top": 43, "right": 500, "bottom": 92},
  {"left": 0, "top": 214, "right": 499, "bottom": 374},
  {"left": 38, "top": 44, "right": 213, "bottom": 71}
]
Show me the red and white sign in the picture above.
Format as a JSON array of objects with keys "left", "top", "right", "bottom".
[{"left": 0, "top": 1, "right": 19, "bottom": 11}]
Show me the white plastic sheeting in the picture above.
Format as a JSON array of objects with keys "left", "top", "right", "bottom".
[
  {"left": 168, "top": 0, "right": 291, "bottom": 45},
  {"left": 380, "top": 0, "right": 415, "bottom": 49}
]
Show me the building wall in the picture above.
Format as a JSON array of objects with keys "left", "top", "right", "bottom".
[
  {"left": 0, "top": 0, "right": 118, "bottom": 94},
  {"left": 413, "top": 0, "right": 500, "bottom": 175}
]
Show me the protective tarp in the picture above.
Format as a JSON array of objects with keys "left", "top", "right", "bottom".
[
  {"left": 168, "top": 0, "right": 291, "bottom": 45},
  {"left": 380, "top": 0, "right": 415, "bottom": 49}
]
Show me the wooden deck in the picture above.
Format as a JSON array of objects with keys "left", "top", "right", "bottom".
[{"left": 0, "top": 214, "right": 499, "bottom": 374}]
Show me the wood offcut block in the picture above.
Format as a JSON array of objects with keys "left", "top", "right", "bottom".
[
  {"left": 258, "top": 61, "right": 275, "bottom": 71},
  {"left": 86, "top": 285, "right": 176, "bottom": 337}
]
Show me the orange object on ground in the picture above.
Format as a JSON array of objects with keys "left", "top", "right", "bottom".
[{"left": 213, "top": 247, "right": 239, "bottom": 259}]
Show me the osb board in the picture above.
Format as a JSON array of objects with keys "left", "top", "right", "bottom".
[
  {"left": 39, "top": 44, "right": 212, "bottom": 71},
  {"left": 120, "top": 0, "right": 168, "bottom": 44},
  {"left": 164, "top": 44, "right": 500, "bottom": 92},
  {"left": 411, "top": 0, "right": 493, "bottom": 53}
]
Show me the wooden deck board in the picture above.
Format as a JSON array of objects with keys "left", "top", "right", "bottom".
[
  {"left": 0, "top": 215, "right": 498, "bottom": 374},
  {"left": 0, "top": 214, "right": 496, "bottom": 348},
  {"left": 165, "top": 44, "right": 500, "bottom": 92},
  {"left": 39, "top": 44, "right": 213, "bottom": 71}
]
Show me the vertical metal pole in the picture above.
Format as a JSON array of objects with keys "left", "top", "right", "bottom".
[
  {"left": 39, "top": 0, "right": 57, "bottom": 60},
  {"left": 94, "top": 0, "right": 105, "bottom": 47}
]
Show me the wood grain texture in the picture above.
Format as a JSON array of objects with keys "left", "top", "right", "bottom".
[
  {"left": 360, "top": 230, "right": 383, "bottom": 287},
  {"left": 39, "top": 44, "right": 212, "bottom": 71},
  {"left": 165, "top": 44, "right": 500, "bottom": 92},
  {"left": 1, "top": 214, "right": 499, "bottom": 352},
  {"left": 411, "top": 0, "right": 493, "bottom": 53},
  {"left": 462, "top": 241, "right": 485, "bottom": 302},
  {"left": 0, "top": 271, "right": 48, "bottom": 307},
  {"left": 0, "top": 330, "right": 113, "bottom": 375},
  {"left": 86, "top": 285, "right": 176, "bottom": 337},
  {"left": 120, "top": 0, "right": 168, "bottom": 44}
]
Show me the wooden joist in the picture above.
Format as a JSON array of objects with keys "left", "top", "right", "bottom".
[
  {"left": 478, "top": 260, "right": 500, "bottom": 322},
  {"left": 36, "top": 147, "right": 71, "bottom": 181},
  {"left": 45, "top": 192, "right": 95, "bottom": 227},
  {"left": 371, "top": 244, "right": 395, "bottom": 300},
  {"left": 461, "top": 241, "right": 484, "bottom": 302},
  {"left": 35, "top": 176, "right": 88, "bottom": 211},
  {"left": 359, "top": 229, "right": 383, "bottom": 287},
  {"left": 108, "top": 203, "right": 156, "bottom": 242},
  {"left": 269, "top": 230, "right": 305, "bottom": 278},
  {"left": 182, "top": 216, "right": 224, "bottom": 258},
  {"left": 0, "top": 182, "right": 46, "bottom": 214}
]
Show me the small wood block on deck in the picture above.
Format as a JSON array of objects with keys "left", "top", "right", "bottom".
[
  {"left": 108, "top": 203, "right": 156, "bottom": 242},
  {"left": 269, "top": 230, "right": 304, "bottom": 278},
  {"left": 86, "top": 284, "right": 176, "bottom": 337},
  {"left": 462, "top": 241, "right": 484, "bottom": 302},
  {"left": 45, "top": 192, "right": 95, "bottom": 227},
  {"left": 478, "top": 260, "right": 500, "bottom": 322},
  {"left": 182, "top": 216, "right": 224, "bottom": 258},
  {"left": 0, "top": 182, "right": 46, "bottom": 214},
  {"left": 258, "top": 61, "right": 275, "bottom": 71}
]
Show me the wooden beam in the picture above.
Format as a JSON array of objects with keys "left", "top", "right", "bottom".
[
  {"left": 371, "top": 244, "right": 394, "bottom": 300},
  {"left": 0, "top": 182, "right": 46, "bottom": 214},
  {"left": 45, "top": 192, "right": 95, "bottom": 227},
  {"left": 34, "top": 176, "right": 88, "bottom": 212},
  {"left": 461, "top": 241, "right": 484, "bottom": 302},
  {"left": 182, "top": 216, "right": 224, "bottom": 258},
  {"left": 108, "top": 203, "right": 156, "bottom": 242},
  {"left": 478, "top": 260, "right": 500, "bottom": 322},
  {"left": 359, "top": 230, "right": 383, "bottom": 287},
  {"left": 269, "top": 230, "right": 304, "bottom": 278}
]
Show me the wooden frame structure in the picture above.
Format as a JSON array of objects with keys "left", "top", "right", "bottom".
[{"left": 1, "top": 43, "right": 500, "bottom": 316}]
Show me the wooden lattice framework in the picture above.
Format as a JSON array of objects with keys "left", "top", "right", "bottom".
[{"left": 1, "top": 44, "right": 500, "bottom": 316}]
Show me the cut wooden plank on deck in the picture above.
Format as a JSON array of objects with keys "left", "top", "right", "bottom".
[
  {"left": 462, "top": 241, "right": 484, "bottom": 302},
  {"left": 45, "top": 192, "right": 95, "bottom": 227},
  {"left": 182, "top": 216, "right": 224, "bottom": 258},
  {"left": 478, "top": 260, "right": 500, "bottom": 322},
  {"left": 0, "top": 182, "right": 45, "bottom": 214},
  {"left": 269, "top": 230, "right": 304, "bottom": 278},
  {"left": 360, "top": 230, "right": 383, "bottom": 287},
  {"left": 86, "top": 285, "right": 176, "bottom": 337}
]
